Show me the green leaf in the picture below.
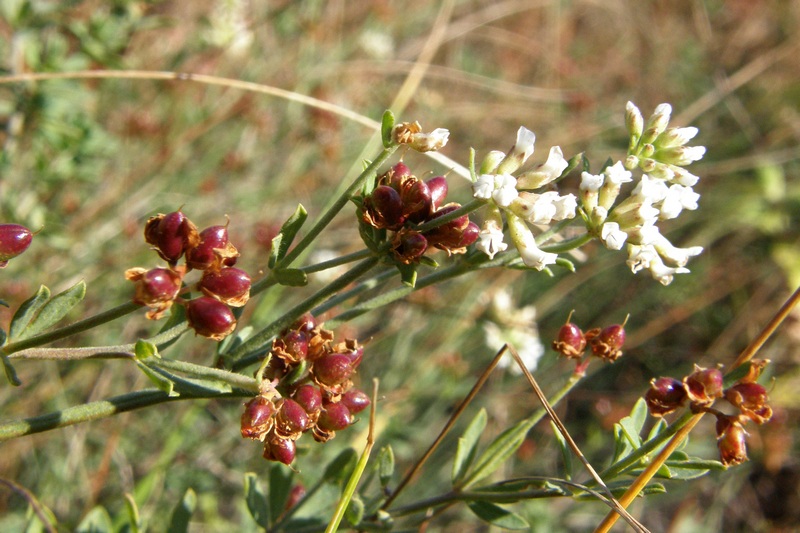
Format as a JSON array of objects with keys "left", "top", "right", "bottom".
[
  {"left": 76, "top": 506, "right": 113, "bottom": 533},
  {"left": 381, "top": 110, "right": 395, "bottom": 148},
  {"left": 269, "top": 463, "right": 294, "bottom": 521},
  {"left": 462, "top": 417, "right": 534, "bottom": 488},
  {"left": 452, "top": 408, "right": 487, "bottom": 485},
  {"left": 562, "top": 152, "right": 584, "bottom": 179},
  {"left": 551, "top": 420, "right": 573, "bottom": 479},
  {"left": 15, "top": 280, "right": 86, "bottom": 340},
  {"left": 1, "top": 351, "right": 20, "bottom": 386},
  {"left": 269, "top": 204, "right": 308, "bottom": 269},
  {"left": 244, "top": 472, "right": 270, "bottom": 528},
  {"left": 418, "top": 256, "right": 439, "bottom": 268},
  {"left": 378, "top": 445, "right": 395, "bottom": 488},
  {"left": 134, "top": 340, "right": 159, "bottom": 360},
  {"left": 166, "top": 488, "right": 196, "bottom": 533},
  {"left": 397, "top": 263, "right": 417, "bottom": 287},
  {"left": 466, "top": 501, "right": 529, "bottom": 530},
  {"left": 344, "top": 494, "right": 365, "bottom": 526},
  {"left": 273, "top": 268, "right": 308, "bottom": 287},
  {"left": 611, "top": 423, "right": 633, "bottom": 463},
  {"left": 574, "top": 480, "right": 666, "bottom": 500},
  {"left": 554, "top": 257, "right": 575, "bottom": 272},
  {"left": 647, "top": 418, "right": 668, "bottom": 441},
  {"left": 123, "top": 494, "right": 142, "bottom": 533},
  {"left": 9, "top": 285, "right": 50, "bottom": 339},
  {"left": 135, "top": 361, "right": 177, "bottom": 397},
  {"left": 723, "top": 361, "right": 754, "bottom": 388},
  {"left": 323, "top": 447, "right": 358, "bottom": 485}
]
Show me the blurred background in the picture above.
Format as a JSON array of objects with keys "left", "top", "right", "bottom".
[{"left": 0, "top": 0, "right": 798, "bottom": 531}]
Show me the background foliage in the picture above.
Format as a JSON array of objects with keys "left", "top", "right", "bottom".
[{"left": 1, "top": 0, "right": 798, "bottom": 530}]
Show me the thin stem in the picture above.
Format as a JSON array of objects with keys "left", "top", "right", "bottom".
[
  {"left": 541, "top": 232, "right": 593, "bottom": 253},
  {"left": 0, "top": 388, "right": 248, "bottom": 441},
  {"left": 300, "top": 249, "right": 375, "bottom": 274},
  {"left": 148, "top": 358, "right": 258, "bottom": 392},
  {"left": 413, "top": 199, "right": 486, "bottom": 233}
]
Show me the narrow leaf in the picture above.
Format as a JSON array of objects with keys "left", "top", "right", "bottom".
[
  {"left": 244, "top": 472, "right": 270, "bottom": 528},
  {"left": 269, "top": 463, "right": 294, "bottom": 521},
  {"left": 18, "top": 280, "right": 86, "bottom": 339},
  {"left": 135, "top": 361, "right": 177, "bottom": 397},
  {"left": 344, "top": 494, "right": 365, "bottom": 526},
  {"left": 466, "top": 501, "right": 529, "bottom": 530},
  {"left": 76, "top": 506, "right": 113, "bottom": 533},
  {"left": 611, "top": 423, "right": 633, "bottom": 463},
  {"left": 273, "top": 268, "right": 308, "bottom": 287},
  {"left": 462, "top": 417, "right": 534, "bottom": 488},
  {"left": 123, "top": 494, "right": 142, "bottom": 533},
  {"left": 134, "top": 340, "right": 159, "bottom": 360},
  {"left": 452, "top": 408, "right": 487, "bottom": 485},
  {"left": 562, "top": 152, "right": 584, "bottom": 179},
  {"left": 397, "top": 263, "right": 417, "bottom": 287},
  {"left": 269, "top": 204, "right": 308, "bottom": 268},
  {"left": 1, "top": 350, "right": 21, "bottom": 386},
  {"left": 167, "top": 488, "right": 196, "bottom": 533},
  {"left": 9, "top": 285, "right": 50, "bottom": 339},
  {"left": 381, "top": 109, "right": 395, "bottom": 148},
  {"left": 378, "top": 445, "right": 395, "bottom": 488},
  {"left": 551, "top": 420, "right": 572, "bottom": 479}
]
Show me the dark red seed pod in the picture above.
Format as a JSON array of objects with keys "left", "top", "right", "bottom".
[
  {"left": 380, "top": 162, "right": 412, "bottom": 190},
  {"left": 552, "top": 323, "right": 587, "bottom": 359},
  {"left": 272, "top": 330, "right": 309, "bottom": 364},
  {"left": 645, "top": 377, "right": 688, "bottom": 417},
  {"left": 425, "top": 176, "right": 449, "bottom": 209},
  {"left": 312, "top": 353, "right": 356, "bottom": 388},
  {"left": 199, "top": 267, "right": 251, "bottom": 307},
  {"left": 125, "top": 267, "right": 184, "bottom": 320},
  {"left": 264, "top": 435, "right": 296, "bottom": 465},
  {"left": 241, "top": 396, "right": 277, "bottom": 440},
  {"left": 0, "top": 224, "right": 33, "bottom": 266},
  {"left": 341, "top": 389, "right": 370, "bottom": 415},
  {"left": 154, "top": 211, "right": 199, "bottom": 264},
  {"left": 716, "top": 418, "right": 748, "bottom": 466},
  {"left": 275, "top": 399, "right": 309, "bottom": 438},
  {"left": 725, "top": 382, "right": 773, "bottom": 424},
  {"left": 390, "top": 229, "right": 428, "bottom": 264},
  {"left": 363, "top": 185, "right": 406, "bottom": 230},
  {"left": 683, "top": 366, "right": 724, "bottom": 406},
  {"left": 290, "top": 313, "right": 317, "bottom": 334},
  {"left": 186, "top": 224, "right": 239, "bottom": 271},
  {"left": 293, "top": 384, "right": 323, "bottom": 416},
  {"left": 401, "top": 178, "right": 433, "bottom": 223},
  {"left": 317, "top": 402, "right": 353, "bottom": 432},
  {"left": 590, "top": 324, "right": 626, "bottom": 362},
  {"left": 284, "top": 484, "right": 306, "bottom": 512},
  {"left": 425, "top": 206, "right": 479, "bottom": 254},
  {"left": 185, "top": 296, "right": 236, "bottom": 340}
]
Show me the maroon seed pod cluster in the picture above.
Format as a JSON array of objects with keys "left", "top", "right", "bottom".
[
  {"left": 0, "top": 223, "right": 34, "bottom": 268},
  {"left": 551, "top": 314, "right": 628, "bottom": 373},
  {"left": 643, "top": 359, "right": 774, "bottom": 467},
  {"left": 127, "top": 210, "right": 250, "bottom": 341},
  {"left": 360, "top": 162, "right": 479, "bottom": 264},
  {"left": 240, "top": 314, "right": 371, "bottom": 464}
]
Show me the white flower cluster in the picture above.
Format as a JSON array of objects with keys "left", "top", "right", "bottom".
[
  {"left": 471, "top": 102, "right": 705, "bottom": 285},
  {"left": 472, "top": 127, "right": 574, "bottom": 270}
]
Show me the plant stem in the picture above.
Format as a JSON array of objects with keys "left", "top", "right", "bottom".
[{"left": 412, "top": 199, "right": 486, "bottom": 233}]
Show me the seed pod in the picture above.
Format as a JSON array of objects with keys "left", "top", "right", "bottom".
[
  {"left": 390, "top": 229, "right": 428, "bottom": 264},
  {"left": 312, "top": 353, "right": 356, "bottom": 388},
  {"left": 275, "top": 399, "right": 309, "bottom": 439},
  {"left": 186, "top": 224, "right": 239, "bottom": 271},
  {"left": 590, "top": 324, "right": 626, "bottom": 362},
  {"left": 199, "top": 267, "right": 251, "bottom": 307},
  {"left": 425, "top": 205, "right": 479, "bottom": 254},
  {"left": 125, "top": 267, "right": 184, "bottom": 320},
  {"left": 290, "top": 313, "right": 317, "bottom": 334},
  {"left": 425, "top": 176, "right": 449, "bottom": 210},
  {"left": 362, "top": 186, "right": 405, "bottom": 230},
  {"left": 400, "top": 177, "right": 433, "bottom": 223},
  {"left": 715, "top": 417, "right": 748, "bottom": 467},
  {"left": 263, "top": 434, "right": 296, "bottom": 465},
  {"left": 145, "top": 211, "right": 200, "bottom": 264},
  {"left": 0, "top": 224, "right": 33, "bottom": 267},
  {"left": 241, "top": 396, "right": 277, "bottom": 440},
  {"left": 552, "top": 322, "right": 587, "bottom": 359},
  {"left": 683, "top": 365, "right": 724, "bottom": 405},
  {"left": 645, "top": 377, "right": 688, "bottom": 417},
  {"left": 293, "top": 384, "right": 323, "bottom": 417},
  {"left": 185, "top": 296, "right": 236, "bottom": 340},
  {"left": 272, "top": 330, "right": 309, "bottom": 364},
  {"left": 725, "top": 382, "right": 773, "bottom": 424},
  {"left": 341, "top": 389, "right": 370, "bottom": 414},
  {"left": 379, "top": 162, "right": 412, "bottom": 190},
  {"left": 317, "top": 402, "right": 353, "bottom": 432}
]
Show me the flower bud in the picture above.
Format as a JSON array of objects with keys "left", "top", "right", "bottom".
[
  {"left": 341, "top": 389, "right": 370, "bottom": 414},
  {"left": 725, "top": 382, "right": 773, "bottom": 424},
  {"left": 683, "top": 365, "right": 724, "bottom": 406},
  {"left": 589, "top": 324, "right": 626, "bottom": 362},
  {"left": 0, "top": 224, "right": 33, "bottom": 267},
  {"left": 199, "top": 267, "right": 251, "bottom": 307},
  {"left": 317, "top": 402, "right": 353, "bottom": 432},
  {"left": 263, "top": 434, "right": 296, "bottom": 465},
  {"left": 625, "top": 101, "right": 644, "bottom": 143},
  {"left": 312, "top": 353, "right": 356, "bottom": 388},
  {"left": 185, "top": 296, "right": 236, "bottom": 340},
  {"left": 715, "top": 417, "right": 748, "bottom": 467},
  {"left": 241, "top": 396, "right": 277, "bottom": 440},
  {"left": 645, "top": 377, "right": 687, "bottom": 416},
  {"left": 186, "top": 224, "right": 239, "bottom": 271},
  {"left": 275, "top": 398, "right": 309, "bottom": 439},
  {"left": 552, "top": 322, "right": 586, "bottom": 359},
  {"left": 125, "top": 267, "right": 183, "bottom": 320}
]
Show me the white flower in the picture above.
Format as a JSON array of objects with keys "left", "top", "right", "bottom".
[
  {"left": 627, "top": 244, "right": 659, "bottom": 273},
  {"left": 670, "top": 166, "right": 700, "bottom": 187},
  {"left": 483, "top": 322, "right": 544, "bottom": 374},
  {"left": 496, "top": 127, "right": 536, "bottom": 175},
  {"left": 393, "top": 122, "right": 449, "bottom": 152},
  {"left": 657, "top": 184, "right": 699, "bottom": 220},
  {"left": 480, "top": 150, "right": 506, "bottom": 174},
  {"left": 599, "top": 161, "right": 634, "bottom": 209},
  {"left": 516, "top": 146, "right": 569, "bottom": 189},
  {"left": 473, "top": 174, "right": 496, "bottom": 200},
  {"left": 507, "top": 213, "right": 557, "bottom": 270},
  {"left": 625, "top": 223, "right": 661, "bottom": 246},
  {"left": 609, "top": 197, "right": 659, "bottom": 228},
  {"left": 647, "top": 254, "right": 690, "bottom": 285},
  {"left": 657, "top": 127, "right": 699, "bottom": 148},
  {"left": 656, "top": 145, "right": 706, "bottom": 166},
  {"left": 552, "top": 193, "right": 577, "bottom": 220},
  {"left": 510, "top": 192, "right": 555, "bottom": 224},
  {"left": 492, "top": 174, "right": 519, "bottom": 207},
  {"left": 580, "top": 171, "right": 604, "bottom": 212},
  {"left": 652, "top": 234, "right": 703, "bottom": 267},
  {"left": 632, "top": 174, "right": 669, "bottom": 203},
  {"left": 601, "top": 222, "right": 627, "bottom": 250},
  {"left": 476, "top": 205, "right": 507, "bottom": 259},
  {"left": 626, "top": 101, "right": 644, "bottom": 139}
]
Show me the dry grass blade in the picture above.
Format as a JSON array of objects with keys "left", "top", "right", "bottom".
[{"left": 507, "top": 345, "right": 650, "bottom": 533}]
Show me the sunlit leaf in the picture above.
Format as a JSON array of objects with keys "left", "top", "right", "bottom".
[
  {"left": 462, "top": 417, "right": 534, "bottom": 488},
  {"left": 269, "top": 204, "right": 308, "bottom": 269},
  {"left": 466, "top": 501, "right": 529, "bottom": 530},
  {"left": 9, "top": 285, "right": 50, "bottom": 339},
  {"left": 166, "top": 488, "right": 196, "bottom": 533}
]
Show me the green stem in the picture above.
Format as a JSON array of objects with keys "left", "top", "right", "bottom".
[
  {"left": 229, "top": 257, "right": 380, "bottom": 368},
  {"left": 300, "top": 248, "right": 375, "bottom": 274},
  {"left": 1, "top": 301, "right": 141, "bottom": 355},
  {"left": 148, "top": 358, "right": 258, "bottom": 392},
  {"left": 541, "top": 231, "right": 593, "bottom": 253},
  {"left": 0, "top": 388, "right": 248, "bottom": 441},
  {"left": 413, "top": 198, "right": 486, "bottom": 233}
]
